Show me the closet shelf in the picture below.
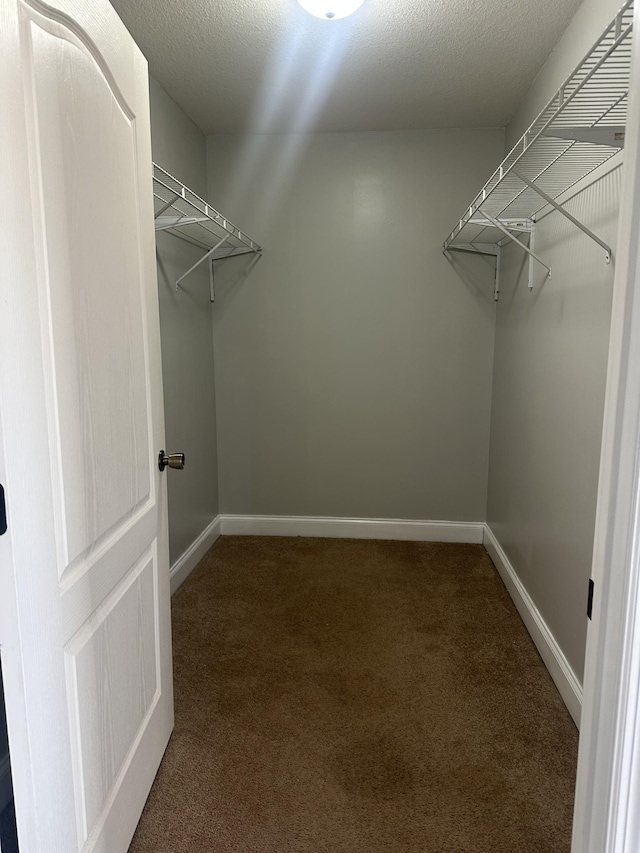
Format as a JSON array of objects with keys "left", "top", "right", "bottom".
[
  {"left": 152, "top": 163, "right": 261, "bottom": 295},
  {"left": 443, "top": 0, "right": 633, "bottom": 299}
]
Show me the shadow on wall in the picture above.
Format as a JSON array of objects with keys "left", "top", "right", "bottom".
[
  {"left": 445, "top": 250, "right": 500, "bottom": 321},
  {"left": 155, "top": 243, "right": 205, "bottom": 308}
]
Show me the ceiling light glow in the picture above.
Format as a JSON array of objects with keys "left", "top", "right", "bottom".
[{"left": 296, "top": 0, "right": 365, "bottom": 20}]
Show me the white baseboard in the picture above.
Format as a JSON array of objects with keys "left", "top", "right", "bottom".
[
  {"left": 220, "top": 515, "right": 484, "bottom": 543},
  {"left": 483, "top": 524, "right": 583, "bottom": 728},
  {"left": 169, "top": 516, "right": 221, "bottom": 595},
  {"left": 0, "top": 751, "right": 12, "bottom": 814}
]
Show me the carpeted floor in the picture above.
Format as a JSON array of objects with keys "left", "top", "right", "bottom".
[{"left": 129, "top": 536, "right": 578, "bottom": 853}]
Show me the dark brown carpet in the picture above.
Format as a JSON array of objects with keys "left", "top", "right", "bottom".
[{"left": 129, "top": 537, "right": 578, "bottom": 852}]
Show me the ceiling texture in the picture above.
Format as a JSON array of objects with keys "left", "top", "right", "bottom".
[{"left": 111, "top": 0, "right": 583, "bottom": 135}]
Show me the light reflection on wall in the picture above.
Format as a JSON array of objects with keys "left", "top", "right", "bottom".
[{"left": 219, "top": 17, "right": 356, "bottom": 233}]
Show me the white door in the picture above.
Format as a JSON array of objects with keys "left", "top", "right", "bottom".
[{"left": 0, "top": 1, "right": 173, "bottom": 851}]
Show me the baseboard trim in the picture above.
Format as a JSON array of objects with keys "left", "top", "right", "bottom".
[
  {"left": 219, "top": 515, "right": 484, "bottom": 543},
  {"left": 483, "top": 524, "right": 583, "bottom": 728},
  {"left": 169, "top": 516, "right": 221, "bottom": 595},
  {"left": 0, "top": 751, "right": 12, "bottom": 814}
]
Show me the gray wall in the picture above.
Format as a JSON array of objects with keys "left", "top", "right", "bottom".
[
  {"left": 149, "top": 78, "right": 219, "bottom": 564},
  {"left": 207, "top": 129, "right": 504, "bottom": 520},
  {"left": 486, "top": 0, "right": 623, "bottom": 681}
]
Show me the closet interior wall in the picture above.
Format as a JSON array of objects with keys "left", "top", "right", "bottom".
[
  {"left": 149, "top": 78, "right": 220, "bottom": 567},
  {"left": 486, "top": 0, "right": 624, "bottom": 686},
  {"left": 206, "top": 129, "right": 504, "bottom": 522},
  {"left": 146, "top": 0, "right": 619, "bottom": 726}
]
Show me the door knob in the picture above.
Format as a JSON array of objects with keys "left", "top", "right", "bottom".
[{"left": 158, "top": 451, "right": 185, "bottom": 472}]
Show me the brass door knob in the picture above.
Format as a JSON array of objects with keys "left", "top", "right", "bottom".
[{"left": 158, "top": 451, "right": 186, "bottom": 472}]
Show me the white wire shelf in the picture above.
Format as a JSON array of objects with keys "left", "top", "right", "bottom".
[
  {"left": 443, "top": 0, "right": 633, "bottom": 298},
  {"left": 152, "top": 163, "right": 261, "bottom": 294}
]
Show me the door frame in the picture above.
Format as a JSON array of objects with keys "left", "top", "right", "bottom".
[
  {"left": 2, "top": 2, "right": 640, "bottom": 852},
  {"left": 572, "top": 2, "right": 640, "bottom": 850}
]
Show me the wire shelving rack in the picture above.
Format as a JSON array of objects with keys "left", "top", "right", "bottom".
[
  {"left": 443, "top": 0, "right": 634, "bottom": 299},
  {"left": 152, "top": 164, "right": 262, "bottom": 298}
]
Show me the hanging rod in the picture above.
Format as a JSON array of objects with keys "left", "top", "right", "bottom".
[{"left": 152, "top": 163, "right": 262, "bottom": 289}]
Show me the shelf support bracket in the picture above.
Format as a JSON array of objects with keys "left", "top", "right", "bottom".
[
  {"left": 443, "top": 243, "right": 499, "bottom": 257},
  {"left": 209, "top": 258, "right": 215, "bottom": 303},
  {"left": 468, "top": 218, "right": 533, "bottom": 234},
  {"left": 514, "top": 171, "right": 612, "bottom": 263},
  {"left": 443, "top": 242, "right": 502, "bottom": 301},
  {"left": 478, "top": 209, "right": 552, "bottom": 281},
  {"left": 154, "top": 193, "right": 180, "bottom": 219},
  {"left": 528, "top": 224, "right": 537, "bottom": 291},
  {"left": 175, "top": 235, "right": 229, "bottom": 289}
]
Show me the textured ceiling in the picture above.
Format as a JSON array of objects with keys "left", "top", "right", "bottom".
[{"left": 110, "top": 0, "right": 583, "bottom": 135}]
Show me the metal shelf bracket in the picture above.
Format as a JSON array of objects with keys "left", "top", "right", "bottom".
[
  {"left": 444, "top": 242, "right": 499, "bottom": 257},
  {"left": 514, "top": 171, "right": 612, "bottom": 263},
  {"left": 176, "top": 242, "right": 259, "bottom": 297},
  {"left": 479, "top": 210, "right": 552, "bottom": 284},
  {"left": 443, "top": 242, "right": 503, "bottom": 301},
  {"left": 175, "top": 236, "right": 229, "bottom": 290}
]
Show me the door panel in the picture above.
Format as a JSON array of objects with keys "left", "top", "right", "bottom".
[
  {"left": 65, "top": 548, "right": 159, "bottom": 845},
  {"left": 26, "top": 9, "right": 153, "bottom": 578},
  {"left": 60, "top": 507, "right": 158, "bottom": 637},
  {"left": 0, "top": 0, "right": 173, "bottom": 850}
]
